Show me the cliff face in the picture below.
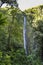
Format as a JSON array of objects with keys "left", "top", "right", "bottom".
[{"left": 24, "top": 5, "right": 43, "bottom": 61}]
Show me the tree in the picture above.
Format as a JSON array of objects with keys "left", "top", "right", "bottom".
[
  {"left": 0, "top": 12, "right": 6, "bottom": 25},
  {"left": 0, "top": 0, "right": 18, "bottom": 7},
  {"left": 36, "top": 20, "right": 43, "bottom": 61}
]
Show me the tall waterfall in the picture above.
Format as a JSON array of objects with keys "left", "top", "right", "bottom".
[{"left": 23, "top": 15, "right": 29, "bottom": 55}]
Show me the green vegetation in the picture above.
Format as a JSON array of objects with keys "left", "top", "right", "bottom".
[{"left": 0, "top": 5, "right": 43, "bottom": 65}]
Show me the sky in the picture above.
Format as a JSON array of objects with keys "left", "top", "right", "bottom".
[
  {"left": 1, "top": 0, "right": 43, "bottom": 11},
  {"left": 18, "top": 0, "right": 43, "bottom": 11}
]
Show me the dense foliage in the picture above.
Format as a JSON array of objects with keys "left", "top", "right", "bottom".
[{"left": 0, "top": 5, "right": 43, "bottom": 65}]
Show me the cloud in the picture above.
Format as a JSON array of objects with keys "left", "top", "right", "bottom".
[{"left": 18, "top": 0, "right": 43, "bottom": 11}]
